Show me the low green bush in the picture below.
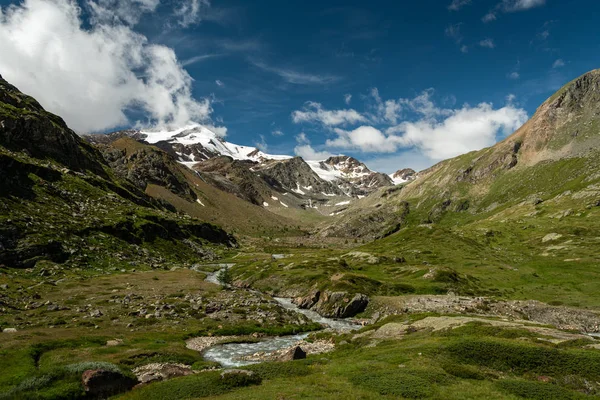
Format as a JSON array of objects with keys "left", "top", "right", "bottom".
[
  {"left": 119, "top": 370, "right": 261, "bottom": 400},
  {"left": 447, "top": 338, "right": 600, "bottom": 380},
  {"left": 441, "top": 363, "right": 485, "bottom": 380},
  {"left": 496, "top": 379, "right": 587, "bottom": 400},
  {"left": 244, "top": 361, "right": 311, "bottom": 380}
]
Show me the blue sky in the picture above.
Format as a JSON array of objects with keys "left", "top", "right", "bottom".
[{"left": 1, "top": 0, "right": 600, "bottom": 172}]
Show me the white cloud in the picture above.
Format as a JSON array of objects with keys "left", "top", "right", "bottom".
[
  {"left": 215, "top": 79, "right": 224, "bottom": 86},
  {"left": 344, "top": 94, "right": 352, "bottom": 105},
  {"left": 272, "top": 129, "right": 284, "bottom": 136},
  {"left": 88, "top": 0, "right": 160, "bottom": 26},
  {"left": 479, "top": 38, "right": 495, "bottom": 48},
  {"left": 321, "top": 91, "right": 528, "bottom": 160},
  {"left": 552, "top": 59, "right": 565, "bottom": 68},
  {"left": 448, "top": 0, "right": 472, "bottom": 11},
  {"left": 293, "top": 133, "right": 332, "bottom": 160},
  {"left": 508, "top": 71, "right": 520, "bottom": 80},
  {"left": 390, "top": 102, "right": 528, "bottom": 159},
  {"left": 460, "top": 45, "right": 469, "bottom": 53},
  {"left": 327, "top": 126, "right": 401, "bottom": 153},
  {"left": 0, "top": 0, "right": 221, "bottom": 133},
  {"left": 255, "top": 134, "right": 268, "bottom": 152},
  {"left": 292, "top": 102, "right": 366, "bottom": 126},
  {"left": 294, "top": 144, "right": 333, "bottom": 161}
]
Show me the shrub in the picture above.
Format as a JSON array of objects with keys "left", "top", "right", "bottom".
[
  {"left": 441, "top": 363, "right": 485, "bottom": 380},
  {"left": 446, "top": 339, "right": 600, "bottom": 380},
  {"left": 496, "top": 380, "right": 586, "bottom": 400}
]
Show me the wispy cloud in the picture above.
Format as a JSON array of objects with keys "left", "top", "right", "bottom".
[
  {"left": 252, "top": 60, "right": 340, "bottom": 85},
  {"left": 272, "top": 129, "right": 284, "bottom": 136},
  {"left": 215, "top": 79, "right": 224, "bottom": 86},
  {"left": 344, "top": 94, "right": 353, "bottom": 105},
  {"left": 484, "top": 0, "right": 546, "bottom": 22},
  {"left": 445, "top": 23, "right": 464, "bottom": 44},
  {"left": 479, "top": 38, "right": 496, "bottom": 48},
  {"left": 180, "top": 53, "right": 223, "bottom": 66},
  {"left": 448, "top": 0, "right": 472, "bottom": 11},
  {"left": 552, "top": 59, "right": 565, "bottom": 68}
]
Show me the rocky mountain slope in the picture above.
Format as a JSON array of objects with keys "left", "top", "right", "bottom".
[
  {"left": 97, "top": 125, "right": 399, "bottom": 209},
  {"left": 0, "top": 74, "right": 237, "bottom": 271},
  {"left": 322, "top": 69, "right": 600, "bottom": 239}
]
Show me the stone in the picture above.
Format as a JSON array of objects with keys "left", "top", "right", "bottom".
[
  {"left": 277, "top": 346, "right": 306, "bottom": 361},
  {"left": 294, "top": 290, "right": 320, "bottom": 309},
  {"left": 90, "top": 309, "right": 103, "bottom": 318},
  {"left": 220, "top": 369, "right": 260, "bottom": 385},
  {"left": 106, "top": 339, "right": 123, "bottom": 347},
  {"left": 133, "top": 363, "right": 194, "bottom": 384},
  {"left": 82, "top": 369, "right": 138, "bottom": 397},
  {"left": 2, "top": 328, "right": 17, "bottom": 333},
  {"left": 340, "top": 294, "right": 369, "bottom": 318},
  {"left": 542, "top": 233, "right": 563, "bottom": 243}
]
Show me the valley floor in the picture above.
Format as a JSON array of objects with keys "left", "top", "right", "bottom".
[{"left": 2, "top": 236, "right": 600, "bottom": 399}]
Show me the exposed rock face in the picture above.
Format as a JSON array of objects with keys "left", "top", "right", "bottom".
[
  {"left": 293, "top": 290, "right": 321, "bottom": 309},
  {"left": 82, "top": 369, "right": 138, "bottom": 398},
  {"left": 311, "top": 291, "right": 369, "bottom": 318},
  {"left": 258, "top": 157, "right": 344, "bottom": 196},
  {"left": 194, "top": 156, "right": 275, "bottom": 205},
  {"left": 99, "top": 138, "right": 198, "bottom": 202},
  {"left": 278, "top": 346, "right": 306, "bottom": 361},
  {"left": 392, "top": 168, "right": 416, "bottom": 182},
  {"left": 0, "top": 75, "right": 105, "bottom": 175},
  {"left": 315, "top": 156, "right": 394, "bottom": 196}
]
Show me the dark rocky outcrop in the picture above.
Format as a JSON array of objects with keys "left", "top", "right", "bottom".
[
  {"left": 278, "top": 346, "right": 306, "bottom": 361},
  {"left": 99, "top": 138, "right": 198, "bottom": 202},
  {"left": 82, "top": 369, "right": 138, "bottom": 398},
  {"left": 311, "top": 291, "right": 369, "bottom": 318},
  {"left": 0, "top": 75, "right": 106, "bottom": 175}
]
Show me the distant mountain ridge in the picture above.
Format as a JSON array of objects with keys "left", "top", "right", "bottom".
[{"left": 86, "top": 124, "right": 414, "bottom": 215}]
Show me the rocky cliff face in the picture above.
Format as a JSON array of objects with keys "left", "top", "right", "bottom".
[
  {"left": 257, "top": 157, "right": 345, "bottom": 196},
  {"left": 0, "top": 75, "right": 106, "bottom": 175}
]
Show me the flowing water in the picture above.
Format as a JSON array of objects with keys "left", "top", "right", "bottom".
[
  {"left": 196, "top": 266, "right": 361, "bottom": 367},
  {"left": 203, "top": 334, "right": 309, "bottom": 367}
]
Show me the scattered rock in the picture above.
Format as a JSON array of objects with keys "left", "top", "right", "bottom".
[
  {"left": 2, "top": 328, "right": 17, "bottom": 333},
  {"left": 133, "top": 363, "right": 194, "bottom": 384},
  {"left": 82, "top": 369, "right": 138, "bottom": 398},
  {"left": 542, "top": 233, "right": 563, "bottom": 243},
  {"left": 277, "top": 346, "right": 306, "bottom": 361},
  {"left": 106, "top": 339, "right": 123, "bottom": 347},
  {"left": 90, "top": 309, "right": 103, "bottom": 318}
]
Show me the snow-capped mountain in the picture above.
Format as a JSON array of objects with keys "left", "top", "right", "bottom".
[{"left": 106, "top": 124, "right": 403, "bottom": 199}]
